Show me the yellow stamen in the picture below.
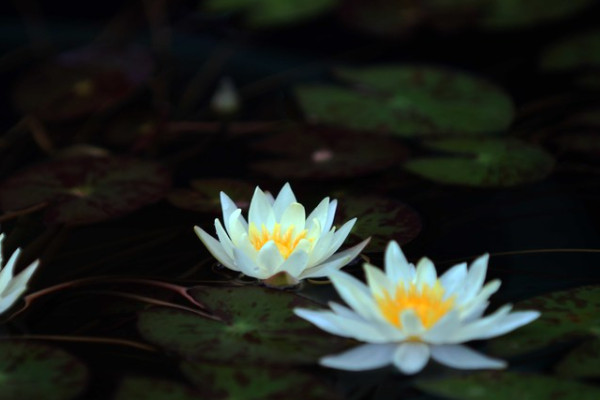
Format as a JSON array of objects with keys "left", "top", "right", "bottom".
[
  {"left": 248, "top": 222, "right": 308, "bottom": 259},
  {"left": 375, "top": 281, "right": 455, "bottom": 329}
]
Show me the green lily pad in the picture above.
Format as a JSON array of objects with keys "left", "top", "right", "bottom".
[
  {"left": 540, "top": 30, "right": 600, "bottom": 72},
  {"left": 335, "top": 196, "right": 421, "bottom": 252},
  {"left": 416, "top": 371, "right": 600, "bottom": 400},
  {"left": 296, "top": 66, "right": 514, "bottom": 138},
  {"left": 488, "top": 285, "right": 600, "bottom": 357},
  {"left": 114, "top": 376, "right": 201, "bottom": 400},
  {"left": 555, "top": 338, "right": 600, "bottom": 378},
  {"left": 477, "top": 0, "right": 594, "bottom": 30},
  {"left": 204, "top": 0, "right": 338, "bottom": 28},
  {"left": 0, "top": 340, "right": 88, "bottom": 400},
  {"left": 250, "top": 129, "right": 407, "bottom": 179},
  {"left": 404, "top": 138, "right": 555, "bottom": 187},
  {"left": 137, "top": 286, "right": 346, "bottom": 365},
  {"left": 0, "top": 157, "right": 171, "bottom": 225},
  {"left": 167, "top": 179, "right": 254, "bottom": 213},
  {"left": 14, "top": 45, "right": 153, "bottom": 121},
  {"left": 180, "top": 362, "right": 339, "bottom": 400}
]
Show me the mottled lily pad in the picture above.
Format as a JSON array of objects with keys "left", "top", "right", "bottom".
[
  {"left": 405, "top": 138, "right": 555, "bottom": 187},
  {"left": 0, "top": 340, "right": 88, "bottom": 400},
  {"left": 540, "top": 30, "right": 600, "bottom": 72},
  {"left": 477, "top": 0, "right": 594, "bottom": 30},
  {"left": 296, "top": 66, "right": 514, "bottom": 137},
  {"left": 14, "top": 45, "right": 153, "bottom": 121},
  {"left": 137, "top": 286, "right": 346, "bottom": 364},
  {"left": 488, "top": 285, "right": 600, "bottom": 357},
  {"left": 335, "top": 196, "right": 421, "bottom": 252},
  {"left": 250, "top": 129, "right": 407, "bottom": 179},
  {"left": 167, "top": 179, "right": 254, "bottom": 213},
  {"left": 180, "top": 362, "right": 339, "bottom": 399},
  {"left": 0, "top": 157, "right": 171, "bottom": 225},
  {"left": 204, "top": 0, "right": 337, "bottom": 28},
  {"left": 416, "top": 371, "right": 600, "bottom": 400},
  {"left": 114, "top": 376, "right": 201, "bottom": 400},
  {"left": 555, "top": 338, "right": 600, "bottom": 378}
]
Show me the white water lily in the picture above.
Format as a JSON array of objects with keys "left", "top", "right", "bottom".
[
  {"left": 0, "top": 233, "right": 39, "bottom": 315},
  {"left": 194, "top": 183, "right": 369, "bottom": 287},
  {"left": 294, "top": 241, "right": 539, "bottom": 374}
]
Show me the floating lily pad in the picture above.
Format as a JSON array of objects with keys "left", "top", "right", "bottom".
[
  {"left": 335, "top": 196, "right": 421, "bottom": 252},
  {"left": 114, "top": 376, "right": 201, "bottom": 400},
  {"left": 405, "top": 138, "right": 555, "bottom": 187},
  {"left": 555, "top": 338, "right": 600, "bottom": 378},
  {"left": 14, "top": 45, "right": 153, "bottom": 121},
  {"left": 477, "top": 0, "right": 594, "bottom": 30},
  {"left": 250, "top": 129, "right": 407, "bottom": 179},
  {"left": 416, "top": 371, "right": 600, "bottom": 400},
  {"left": 167, "top": 179, "right": 254, "bottom": 213},
  {"left": 540, "top": 30, "right": 600, "bottom": 72},
  {"left": 0, "top": 157, "right": 171, "bottom": 225},
  {"left": 180, "top": 362, "right": 339, "bottom": 399},
  {"left": 137, "top": 286, "right": 346, "bottom": 365},
  {"left": 488, "top": 285, "right": 600, "bottom": 357},
  {"left": 204, "top": 0, "right": 337, "bottom": 28},
  {"left": 0, "top": 340, "right": 88, "bottom": 400},
  {"left": 296, "top": 66, "right": 514, "bottom": 137}
]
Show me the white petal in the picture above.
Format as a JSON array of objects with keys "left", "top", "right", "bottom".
[
  {"left": 440, "top": 262, "right": 467, "bottom": 299},
  {"left": 306, "top": 197, "right": 329, "bottom": 233},
  {"left": 280, "top": 202, "right": 306, "bottom": 231},
  {"left": 328, "top": 218, "right": 357, "bottom": 254},
  {"left": 305, "top": 218, "right": 321, "bottom": 242},
  {"left": 220, "top": 191, "right": 240, "bottom": 230},
  {"left": 214, "top": 219, "right": 235, "bottom": 259},
  {"left": 277, "top": 249, "right": 309, "bottom": 278},
  {"left": 423, "top": 311, "right": 461, "bottom": 344},
  {"left": 400, "top": 310, "right": 425, "bottom": 337},
  {"left": 294, "top": 308, "right": 355, "bottom": 337},
  {"left": 2, "top": 260, "right": 38, "bottom": 298},
  {"left": 194, "top": 226, "right": 238, "bottom": 271},
  {"left": 248, "top": 187, "right": 275, "bottom": 228},
  {"left": 329, "top": 301, "right": 363, "bottom": 320},
  {"left": 323, "top": 199, "right": 337, "bottom": 233},
  {"left": 384, "top": 241, "right": 413, "bottom": 287},
  {"left": 256, "top": 241, "right": 284, "bottom": 276},
  {"left": 364, "top": 263, "right": 393, "bottom": 298},
  {"left": 430, "top": 344, "right": 506, "bottom": 370},
  {"left": 233, "top": 247, "right": 267, "bottom": 279},
  {"left": 460, "top": 280, "right": 501, "bottom": 318},
  {"left": 320, "top": 343, "right": 396, "bottom": 371},
  {"left": 415, "top": 257, "right": 437, "bottom": 288},
  {"left": 327, "top": 270, "right": 381, "bottom": 321},
  {"left": 300, "top": 238, "right": 370, "bottom": 279},
  {"left": 470, "top": 310, "right": 540, "bottom": 340},
  {"left": 0, "top": 248, "right": 21, "bottom": 294},
  {"left": 227, "top": 209, "right": 247, "bottom": 246},
  {"left": 452, "top": 305, "right": 513, "bottom": 342},
  {"left": 392, "top": 342, "right": 430, "bottom": 375},
  {"left": 272, "top": 182, "right": 296, "bottom": 220},
  {"left": 308, "top": 229, "right": 335, "bottom": 265},
  {"left": 458, "top": 254, "right": 489, "bottom": 304}
]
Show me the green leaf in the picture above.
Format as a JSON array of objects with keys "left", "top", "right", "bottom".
[
  {"left": 114, "top": 376, "right": 201, "bottom": 400},
  {"left": 404, "top": 138, "right": 554, "bottom": 187},
  {"left": 168, "top": 179, "right": 254, "bottom": 213},
  {"left": 0, "top": 340, "right": 88, "bottom": 400},
  {"left": 416, "top": 371, "right": 600, "bottom": 400},
  {"left": 180, "top": 362, "right": 339, "bottom": 399},
  {"left": 0, "top": 157, "right": 171, "bottom": 225},
  {"left": 488, "top": 285, "right": 600, "bottom": 357},
  {"left": 137, "top": 286, "right": 347, "bottom": 364},
  {"left": 204, "top": 0, "right": 337, "bottom": 28},
  {"left": 555, "top": 338, "right": 600, "bottom": 378},
  {"left": 540, "top": 30, "right": 600, "bottom": 71},
  {"left": 296, "top": 66, "right": 514, "bottom": 137}
]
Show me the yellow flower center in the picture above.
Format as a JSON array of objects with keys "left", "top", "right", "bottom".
[
  {"left": 248, "top": 223, "right": 308, "bottom": 259},
  {"left": 375, "top": 281, "right": 455, "bottom": 330}
]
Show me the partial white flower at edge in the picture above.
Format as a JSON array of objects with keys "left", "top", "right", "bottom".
[
  {"left": 194, "top": 183, "right": 370, "bottom": 287},
  {"left": 294, "top": 241, "right": 540, "bottom": 374},
  {"left": 0, "top": 233, "right": 39, "bottom": 315}
]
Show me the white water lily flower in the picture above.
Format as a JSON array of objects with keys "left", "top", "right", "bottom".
[
  {"left": 294, "top": 241, "right": 540, "bottom": 374},
  {"left": 194, "top": 183, "right": 370, "bottom": 287},
  {"left": 0, "top": 233, "right": 39, "bottom": 315}
]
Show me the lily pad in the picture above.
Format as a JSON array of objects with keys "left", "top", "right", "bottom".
[
  {"left": 296, "top": 66, "right": 515, "bottom": 137},
  {"left": 250, "top": 129, "right": 407, "bottom": 179},
  {"left": 416, "top": 371, "right": 600, "bottom": 400},
  {"left": 335, "top": 196, "right": 421, "bottom": 252},
  {"left": 0, "top": 340, "right": 88, "bottom": 400},
  {"left": 14, "top": 45, "right": 153, "bottom": 121},
  {"left": 0, "top": 157, "right": 171, "bottom": 225},
  {"left": 180, "top": 362, "right": 339, "bottom": 400},
  {"left": 137, "top": 286, "right": 347, "bottom": 365},
  {"left": 404, "top": 138, "right": 555, "bottom": 187},
  {"left": 555, "top": 338, "right": 600, "bottom": 378},
  {"left": 488, "top": 285, "right": 600, "bottom": 357},
  {"left": 540, "top": 30, "right": 600, "bottom": 72},
  {"left": 114, "top": 376, "right": 201, "bottom": 400},
  {"left": 167, "top": 179, "right": 254, "bottom": 213},
  {"left": 204, "top": 0, "right": 337, "bottom": 28},
  {"left": 477, "top": 0, "right": 594, "bottom": 30}
]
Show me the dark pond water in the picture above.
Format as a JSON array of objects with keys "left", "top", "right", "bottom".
[{"left": 0, "top": 1, "right": 599, "bottom": 399}]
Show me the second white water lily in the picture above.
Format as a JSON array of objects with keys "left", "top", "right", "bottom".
[
  {"left": 0, "top": 233, "right": 39, "bottom": 316},
  {"left": 194, "top": 183, "right": 369, "bottom": 286},
  {"left": 295, "top": 241, "right": 539, "bottom": 374}
]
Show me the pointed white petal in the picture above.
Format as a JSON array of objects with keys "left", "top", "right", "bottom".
[
  {"left": 392, "top": 342, "right": 430, "bottom": 374},
  {"left": 272, "top": 183, "right": 296, "bottom": 220},
  {"left": 430, "top": 344, "right": 506, "bottom": 370},
  {"left": 306, "top": 197, "right": 329, "bottom": 233},
  {"left": 0, "top": 248, "right": 20, "bottom": 294},
  {"left": 320, "top": 343, "right": 396, "bottom": 371},
  {"left": 329, "top": 301, "right": 363, "bottom": 320},
  {"left": 384, "top": 241, "right": 413, "bottom": 287},
  {"left": 305, "top": 218, "right": 321, "bottom": 242},
  {"left": 400, "top": 309, "right": 425, "bottom": 337},
  {"left": 248, "top": 187, "right": 275, "bottom": 228},
  {"left": 228, "top": 209, "right": 247, "bottom": 245},
  {"left": 364, "top": 263, "right": 393, "bottom": 298},
  {"left": 423, "top": 311, "right": 461, "bottom": 344},
  {"left": 194, "top": 226, "right": 238, "bottom": 271},
  {"left": 280, "top": 202, "right": 306, "bottom": 231},
  {"left": 220, "top": 191, "right": 239, "bottom": 230},
  {"left": 327, "top": 270, "right": 381, "bottom": 321},
  {"left": 300, "top": 238, "right": 369, "bottom": 279},
  {"left": 470, "top": 310, "right": 540, "bottom": 340},
  {"left": 458, "top": 254, "right": 489, "bottom": 304},
  {"left": 294, "top": 308, "right": 355, "bottom": 337},
  {"left": 277, "top": 249, "right": 309, "bottom": 278},
  {"left": 233, "top": 247, "right": 268, "bottom": 279},
  {"left": 323, "top": 199, "right": 337, "bottom": 233},
  {"left": 452, "top": 305, "right": 514, "bottom": 342},
  {"left": 256, "top": 241, "right": 284, "bottom": 276},
  {"left": 415, "top": 257, "right": 437, "bottom": 288},
  {"left": 460, "top": 280, "right": 501, "bottom": 317},
  {"left": 308, "top": 229, "right": 335, "bottom": 265},
  {"left": 440, "top": 262, "right": 467, "bottom": 299},
  {"left": 214, "top": 219, "right": 235, "bottom": 259},
  {"left": 2, "top": 260, "right": 38, "bottom": 298},
  {"left": 327, "top": 218, "right": 357, "bottom": 255}
]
